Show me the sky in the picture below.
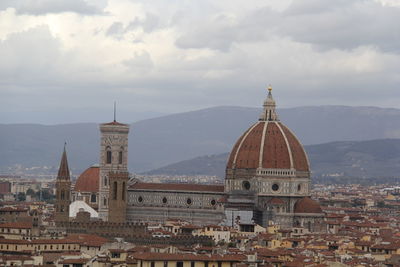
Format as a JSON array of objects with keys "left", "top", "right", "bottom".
[{"left": 0, "top": 0, "right": 400, "bottom": 124}]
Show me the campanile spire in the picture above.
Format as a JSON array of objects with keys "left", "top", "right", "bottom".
[
  {"left": 57, "top": 143, "right": 70, "bottom": 180},
  {"left": 259, "top": 85, "right": 278, "bottom": 121},
  {"left": 55, "top": 144, "right": 71, "bottom": 223}
]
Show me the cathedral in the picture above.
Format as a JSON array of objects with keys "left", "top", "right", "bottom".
[{"left": 56, "top": 87, "right": 325, "bottom": 231}]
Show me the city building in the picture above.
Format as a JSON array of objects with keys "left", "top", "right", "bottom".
[{"left": 55, "top": 87, "right": 324, "bottom": 230}]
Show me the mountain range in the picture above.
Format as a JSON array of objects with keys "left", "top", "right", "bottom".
[
  {"left": 146, "top": 139, "right": 400, "bottom": 180},
  {"left": 1, "top": 105, "right": 400, "bottom": 176}
]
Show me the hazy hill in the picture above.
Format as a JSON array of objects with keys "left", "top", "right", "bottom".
[
  {"left": 146, "top": 139, "right": 400, "bottom": 180},
  {"left": 2, "top": 105, "right": 400, "bottom": 175}
]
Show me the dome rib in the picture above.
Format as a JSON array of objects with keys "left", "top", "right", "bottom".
[
  {"left": 226, "top": 122, "right": 310, "bottom": 173},
  {"left": 280, "top": 124, "right": 310, "bottom": 172},
  {"left": 232, "top": 122, "right": 261, "bottom": 168},
  {"left": 275, "top": 122, "right": 294, "bottom": 169},
  {"left": 226, "top": 88, "right": 310, "bottom": 174},
  {"left": 258, "top": 121, "right": 268, "bottom": 168},
  {"left": 261, "top": 122, "right": 291, "bottom": 169}
]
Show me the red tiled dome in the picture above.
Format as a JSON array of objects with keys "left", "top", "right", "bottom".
[
  {"left": 294, "top": 197, "right": 322, "bottom": 214},
  {"left": 226, "top": 121, "right": 309, "bottom": 172},
  {"left": 74, "top": 166, "right": 100, "bottom": 193}
]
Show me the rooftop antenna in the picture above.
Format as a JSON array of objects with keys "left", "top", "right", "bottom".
[{"left": 113, "top": 101, "right": 116, "bottom": 122}]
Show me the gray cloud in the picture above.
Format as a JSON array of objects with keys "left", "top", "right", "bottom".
[
  {"left": 0, "top": 0, "right": 102, "bottom": 15},
  {"left": 0, "top": 25, "right": 63, "bottom": 84},
  {"left": 279, "top": 0, "right": 400, "bottom": 52},
  {"left": 127, "top": 13, "right": 160, "bottom": 33},
  {"left": 1, "top": 0, "right": 400, "bottom": 124},
  {"left": 106, "top": 13, "right": 161, "bottom": 40},
  {"left": 106, "top": 22, "right": 124, "bottom": 38},
  {"left": 175, "top": 0, "right": 400, "bottom": 53},
  {"left": 123, "top": 51, "right": 154, "bottom": 73}
]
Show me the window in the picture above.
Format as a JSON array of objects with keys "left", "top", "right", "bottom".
[
  {"left": 191, "top": 262, "right": 195, "bottom": 267},
  {"left": 186, "top": 198, "right": 192, "bottom": 205},
  {"left": 113, "top": 181, "right": 118, "bottom": 200},
  {"left": 119, "top": 148, "right": 123, "bottom": 164},
  {"left": 177, "top": 262, "right": 183, "bottom": 267},
  {"left": 272, "top": 183, "right": 279, "bottom": 191},
  {"left": 90, "top": 194, "right": 96, "bottom": 203},
  {"left": 112, "top": 253, "right": 121, "bottom": 258},
  {"left": 106, "top": 146, "right": 112, "bottom": 164},
  {"left": 162, "top": 197, "right": 167, "bottom": 204},
  {"left": 61, "top": 190, "right": 65, "bottom": 200},
  {"left": 151, "top": 262, "right": 155, "bottom": 267},
  {"left": 138, "top": 196, "right": 143, "bottom": 203},
  {"left": 242, "top": 181, "right": 250, "bottom": 190},
  {"left": 122, "top": 182, "right": 126, "bottom": 201},
  {"left": 104, "top": 177, "right": 108, "bottom": 186},
  {"left": 103, "top": 198, "right": 107, "bottom": 206}
]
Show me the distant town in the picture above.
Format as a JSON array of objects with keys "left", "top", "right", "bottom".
[{"left": 1, "top": 173, "right": 400, "bottom": 266}]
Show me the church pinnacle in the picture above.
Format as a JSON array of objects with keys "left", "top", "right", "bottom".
[
  {"left": 57, "top": 143, "right": 70, "bottom": 181},
  {"left": 259, "top": 85, "right": 278, "bottom": 121}
]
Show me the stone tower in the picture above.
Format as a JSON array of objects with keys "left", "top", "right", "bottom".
[
  {"left": 98, "top": 120, "right": 129, "bottom": 221},
  {"left": 55, "top": 145, "right": 71, "bottom": 223},
  {"left": 108, "top": 171, "right": 129, "bottom": 223}
]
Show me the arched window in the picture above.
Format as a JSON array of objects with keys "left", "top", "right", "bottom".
[
  {"left": 308, "top": 221, "right": 312, "bottom": 232},
  {"left": 104, "top": 177, "right": 107, "bottom": 186},
  {"left": 61, "top": 190, "right": 65, "bottom": 200},
  {"left": 122, "top": 182, "right": 126, "bottom": 201},
  {"left": 113, "top": 181, "right": 118, "bottom": 200},
  {"left": 119, "top": 147, "right": 123, "bottom": 164},
  {"left": 106, "top": 146, "right": 112, "bottom": 164},
  {"left": 90, "top": 194, "right": 96, "bottom": 203},
  {"left": 103, "top": 197, "right": 107, "bottom": 206}
]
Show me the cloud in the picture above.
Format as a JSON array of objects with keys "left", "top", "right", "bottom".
[
  {"left": 1, "top": 0, "right": 400, "bottom": 124},
  {"left": 0, "top": 25, "right": 63, "bottom": 84},
  {"left": 175, "top": 0, "right": 400, "bottom": 54},
  {"left": 279, "top": 0, "right": 400, "bottom": 53},
  {"left": 122, "top": 51, "right": 154, "bottom": 73},
  {"left": 0, "top": 0, "right": 102, "bottom": 15}
]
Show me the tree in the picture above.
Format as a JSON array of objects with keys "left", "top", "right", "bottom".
[
  {"left": 26, "top": 188, "right": 35, "bottom": 197},
  {"left": 377, "top": 200, "right": 386, "bottom": 208},
  {"left": 17, "top": 192, "right": 26, "bottom": 201}
]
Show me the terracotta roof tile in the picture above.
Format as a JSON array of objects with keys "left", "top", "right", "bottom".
[
  {"left": 131, "top": 252, "right": 245, "bottom": 262},
  {"left": 294, "top": 197, "right": 323, "bottom": 214},
  {"left": 74, "top": 166, "right": 100, "bottom": 193},
  {"left": 0, "top": 221, "right": 32, "bottom": 229},
  {"left": 226, "top": 121, "right": 309, "bottom": 172}
]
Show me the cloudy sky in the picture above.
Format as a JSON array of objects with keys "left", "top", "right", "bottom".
[{"left": 0, "top": 0, "right": 399, "bottom": 124}]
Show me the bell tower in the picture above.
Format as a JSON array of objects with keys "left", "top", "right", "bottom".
[
  {"left": 98, "top": 114, "right": 129, "bottom": 221},
  {"left": 55, "top": 144, "right": 71, "bottom": 223},
  {"left": 108, "top": 171, "right": 129, "bottom": 223}
]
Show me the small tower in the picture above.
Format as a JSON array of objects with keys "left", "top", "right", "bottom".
[
  {"left": 55, "top": 145, "right": 71, "bottom": 223},
  {"left": 98, "top": 109, "right": 130, "bottom": 221},
  {"left": 259, "top": 85, "right": 278, "bottom": 121},
  {"left": 108, "top": 171, "right": 129, "bottom": 223}
]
